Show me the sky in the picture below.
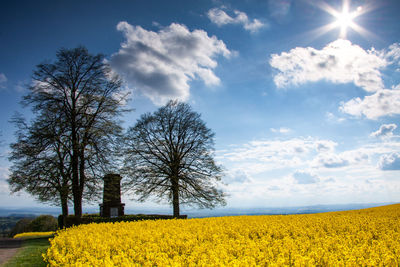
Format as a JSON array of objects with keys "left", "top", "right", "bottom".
[{"left": 1, "top": 0, "right": 400, "bottom": 211}]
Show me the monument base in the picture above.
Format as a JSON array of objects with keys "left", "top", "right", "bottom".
[{"left": 99, "top": 202, "right": 125, "bottom": 218}]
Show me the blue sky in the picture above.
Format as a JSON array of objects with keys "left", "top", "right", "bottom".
[{"left": 1, "top": 0, "right": 400, "bottom": 211}]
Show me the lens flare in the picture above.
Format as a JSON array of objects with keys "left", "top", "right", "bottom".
[
  {"left": 334, "top": 4, "right": 356, "bottom": 38},
  {"left": 312, "top": 0, "right": 374, "bottom": 40}
]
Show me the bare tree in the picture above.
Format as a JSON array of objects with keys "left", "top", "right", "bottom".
[
  {"left": 122, "top": 101, "right": 225, "bottom": 217},
  {"left": 11, "top": 46, "right": 129, "bottom": 217},
  {"left": 9, "top": 111, "right": 72, "bottom": 223}
]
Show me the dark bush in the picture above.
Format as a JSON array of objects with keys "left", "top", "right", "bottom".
[
  {"left": 9, "top": 218, "right": 33, "bottom": 237},
  {"left": 29, "top": 215, "right": 58, "bottom": 232},
  {"left": 63, "top": 215, "right": 82, "bottom": 228},
  {"left": 82, "top": 214, "right": 100, "bottom": 218}
]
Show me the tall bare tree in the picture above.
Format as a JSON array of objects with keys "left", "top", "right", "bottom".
[
  {"left": 122, "top": 101, "right": 225, "bottom": 217},
  {"left": 9, "top": 111, "right": 72, "bottom": 223},
  {"left": 10, "top": 46, "right": 129, "bottom": 217}
]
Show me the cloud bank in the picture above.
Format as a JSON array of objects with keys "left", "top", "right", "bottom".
[
  {"left": 313, "top": 153, "right": 350, "bottom": 168},
  {"left": 218, "top": 133, "right": 400, "bottom": 206},
  {"left": 207, "top": 7, "right": 266, "bottom": 33},
  {"left": 379, "top": 153, "right": 400, "bottom": 170},
  {"left": 224, "top": 170, "right": 252, "bottom": 184},
  {"left": 385, "top": 43, "right": 400, "bottom": 71},
  {"left": 219, "top": 134, "right": 400, "bottom": 175},
  {"left": 110, "top": 22, "right": 231, "bottom": 105},
  {"left": 270, "top": 39, "right": 386, "bottom": 92},
  {"left": 270, "top": 40, "right": 400, "bottom": 119},
  {"left": 220, "top": 137, "right": 338, "bottom": 173},
  {"left": 370, "top": 124, "right": 397, "bottom": 138},
  {"left": 292, "top": 170, "right": 320, "bottom": 184},
  {"left": 339, "top": 87, "right": 400, "bottom": 119}
]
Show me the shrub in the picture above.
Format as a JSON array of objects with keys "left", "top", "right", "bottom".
[
  {"left": 29, "top": 215, "right": 58, "bottom": 232},
  {"left": 9, "top": 218, "right": 33, "bottom": 237}
]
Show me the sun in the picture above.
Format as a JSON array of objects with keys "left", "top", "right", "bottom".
[
  {"left": 314, "top": 0, "right": 371, "bottom": 40},
  {"left": 334, "top": 6, "right": 355, "bottom": 37}
]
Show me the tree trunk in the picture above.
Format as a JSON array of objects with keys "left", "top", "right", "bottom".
[
  {"left": 58, "top": 155, "right": 70, "bottom": 227},
  {"left": 172, "top": 177, "right": 180, "bottom": 217},
  {"left": 78, "top": 147, "right": 86, "bottom": 214},
  {"left": 71, "top": 150, "right": 82, "bottom": 216},
  {"left": 71, "top": 126, "right": 82, "bottom": 217},
  {"left": 60, "top": 190, "right": 69, "bottom": 228}
]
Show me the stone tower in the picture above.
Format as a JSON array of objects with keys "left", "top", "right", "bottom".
[{"left": 99, "top": 174, "right": 125, "bottom": 217}]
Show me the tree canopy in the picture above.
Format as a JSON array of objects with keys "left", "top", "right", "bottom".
[
  {"left": 9, "top": 46, "right": 129, "bottom": 218},
  {"left": 122, "top": 100, "right": 225, "bottom": 217}
]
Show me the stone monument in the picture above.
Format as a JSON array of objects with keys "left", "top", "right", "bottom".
[{"left": 99, "top": 174, "right": 125, "bottom": 218}]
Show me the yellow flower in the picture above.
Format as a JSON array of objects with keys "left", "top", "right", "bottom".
[
  {"left": 45, "top": 204, "right": 400, "bottom": 266},
  {"left": 13, "top": 231, "right": 55, "bottom": 239}
]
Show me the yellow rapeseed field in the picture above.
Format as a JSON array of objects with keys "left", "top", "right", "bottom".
[
  {"left": 44, "top": 204, "right": 400, "bottom": 266},
  {"left": 13, "top": 231, "right": 55, "bottom": 239}
]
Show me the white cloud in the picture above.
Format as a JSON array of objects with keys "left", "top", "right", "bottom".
[
  {"left": 0, "top": 182, "right": 9, "bottom": 194},
  {"left": 219, "top": 137, "right": 337, "bottom": 174},
  {"left": 385, "top": 43, "right": 400, "bottom": 70},
  {"left": 221, "top": 133, "right": 400, "bottom": 174},
  {"left": 370, "top": 124, "right": 397, "bottom": 138},
  {"left": 222, "top": 138, "right": 321, "bottom": 161},
  {"left": 325, "top": 178, "right": 336, "bottom": 183},
  {"left": 312, "top": 148, "right": 370, "bottom": 169},
  {"left": 292, "top": 170, "right": 320, "bottom": 184},
  {"left": 378, "top": 153, "right": 400, "bottom": 170},
  {"left": 224, "top": 170, "right": 252, "bottom": 184},
  {"left": 207, "top": 7, "right": 266, "bottom": 33},
  {"left": 218, "top": 134, "right": 400, "bottom": 206},
  {"left": 0, "top": 73, "right": 7, "bottom": 88},
  {"left": 270, "top": 127, "right": 291, "bottom": 134},
  {"left": 340, "top": 87, "right": 400, "bottom": 119},
  {"left": 337, "top": 44, "right": 400, "bottom": 120},
  {"left": 270, "top": 40, "right": 400, "bottom": 120},
  {"left": 207, "top": 7, "right": 235, "bottom": 26},
  {"left": 219, "top": 134, "right": 400, "bottom": 204},
  {"left": 315, "top": 140, "right": 337, "bottom": 152},
  {"left": 0, "top": 167, "right": 10, "bottom": 194},
  {"left": 270, "top": 39, "right": 387, "bottom": 92},
  {"left": 110, "top": 22, "right": 231, "bottom": 105},
  {"left": 268, "top": 185, "right": 281, "bottom": 191},
  {"left": 326, "top": 112, "right": 346, "bottom": 123},
  {"left": 313, "top": 153, "right": 350, "bottom": 168}
]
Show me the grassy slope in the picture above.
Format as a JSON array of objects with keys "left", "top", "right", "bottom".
[{"left": 2, "top": 238, "right": 50, "bottom": 267}]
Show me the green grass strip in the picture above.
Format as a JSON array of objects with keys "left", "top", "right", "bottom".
[{"left": 3, "top": 237, "right": 50, "bottom": 267}]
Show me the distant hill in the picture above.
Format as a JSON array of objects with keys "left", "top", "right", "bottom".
[
  {"left": 0, "top": 207, "right": 61, "bottom": 217},
  {"left": 0, "top": 215, "right": 35, "bottom": 237},
  {"left": 0, "top": 207, "right": 60, "bottom": 237},
  {"left": 0, "top": 202, "right": 395, "bottom": 219},
  {"left": 182, "top": 202, "right": 396, "bottom": 218},
  {"left": 0, "top": 202, "right": 394, "bottom": 237}
]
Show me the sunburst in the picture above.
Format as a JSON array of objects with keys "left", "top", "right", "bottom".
[
  {"left": 334, "top": 4, "right": 356, "bottom": 38},
  {"left": 315, "top": 0, "right": 373, "bottom": 39}
]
